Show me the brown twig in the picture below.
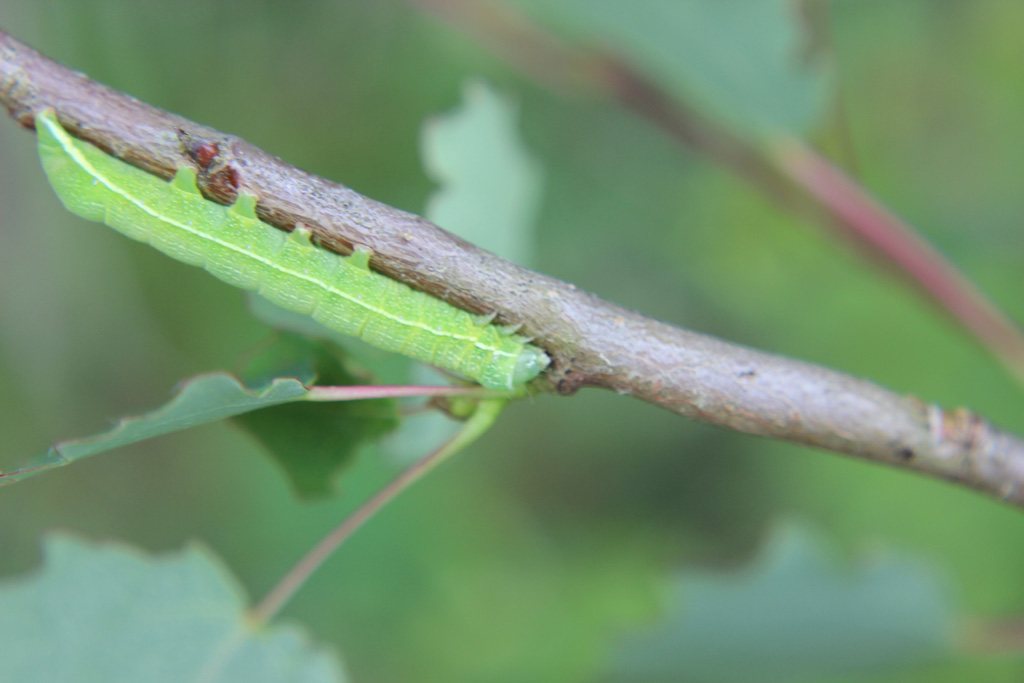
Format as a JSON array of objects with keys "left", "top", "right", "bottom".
[
  {"left": 963, "top": 615, "right": 1024, "bottom": 655},
  {"left": 2, "top": 28, "right": 1024, "bottom": 507}
]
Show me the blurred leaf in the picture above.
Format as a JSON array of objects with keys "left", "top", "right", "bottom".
[
  {"left": 0, "top": 534, "right": 346, "bottom": 683},
  {"left": 239, "top": 334, "right": 324, "bottom": 389},
  {"left": 610, "top": 522, "right": 957, "bottom": 682},
  {"left": 234, "top": 336, "right": 399, "bottom": 498},
  {"left": 421, "top": 79, "right": 542, "bottom": 266},
  {"left": 1, "top": 373, "right": 309, "bottom": 486},
  {"left": 236, "top": 400, "right": 396, "bottom": 499},
  {"left": 522, "top": 0, "right": 831, "bottom": 138}
]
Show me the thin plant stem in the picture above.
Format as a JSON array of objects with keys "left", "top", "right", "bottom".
[
  {"left": 247, "top": 398, "right": 507, "bottom": 627},
  {"left": 304, "top": 384, "right": 508, "bottom": 401}
]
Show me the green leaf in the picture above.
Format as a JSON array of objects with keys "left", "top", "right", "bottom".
[
  {"left": 525, "top": 0, "right": 831, "bottom": 138},
  {"left": 234, "top": 336, "right": 399, "bottom": 498},
  {"left": 237, "top": 333, "right": 324, "bottom": 389},
  {"left": 611, "top": 522, "right": 957, "bottom": 682},
  {"left": 421, "top": 79, "right": 543, "bottom": 266},
  {"left": 0, "top": 534, "right": 346, "bottom": 683},
  {"left": 1, "top": 373, "right": 309, "bottom": 486},
  {"left": 2, "top": 335, "right": 399, "bottom": 492}
]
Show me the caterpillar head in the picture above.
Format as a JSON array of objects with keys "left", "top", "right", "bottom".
[{"left": 512, "top": 346, "right": 550, "bottom": 386}]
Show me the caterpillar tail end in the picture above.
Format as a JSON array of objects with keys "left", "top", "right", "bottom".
[
  {"left": 35, "top": 109, "right": 108, "bottom": 224},
  {"left": 35, "top": 109, "right": 74, "bottom": 166}
]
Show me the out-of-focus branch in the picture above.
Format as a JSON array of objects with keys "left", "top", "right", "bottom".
[
  {"left": 774, "top": 139, "right": 1024, "bottom": 381},
  {"left": 403, "top": 0, "right": 1024, "bottom": 384},
  {"left": 2, "top": 28, "right": 1024, "bottom": 508}
]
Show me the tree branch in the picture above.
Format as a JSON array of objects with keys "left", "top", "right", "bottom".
[{"left": 2, "top": 28, "right": 1023, "bottom": 507}]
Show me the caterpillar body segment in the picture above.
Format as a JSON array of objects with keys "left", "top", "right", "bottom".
[{"left": 35, "top": 109, "right": 549, "bottom": 390}]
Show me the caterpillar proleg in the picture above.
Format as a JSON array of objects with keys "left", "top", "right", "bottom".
[{"left": 35, "top": 109, "right": 549, "bottom": 390}]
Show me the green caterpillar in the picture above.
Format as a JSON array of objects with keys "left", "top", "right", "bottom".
[{"left": 35, "top": 109, "right": 549, "bottom": 390}]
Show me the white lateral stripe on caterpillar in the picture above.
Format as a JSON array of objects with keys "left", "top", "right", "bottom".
[
  {"left": 35, "top": 109, "right": 549, "bottom": 389},
  {"left": 38, "top": 113, "right": 514, "bottom": 357}
]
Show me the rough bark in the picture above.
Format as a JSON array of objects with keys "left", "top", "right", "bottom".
[{"left": 3, "top": 29, "right": 1023, "bottom": 507}]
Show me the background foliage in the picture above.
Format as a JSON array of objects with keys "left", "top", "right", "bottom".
[{"left": 1, "top": 1, "right": 1022, "bottom": 681}]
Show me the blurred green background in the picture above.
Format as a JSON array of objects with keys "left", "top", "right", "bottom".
[{"left": 1, "top": 1, "right": 1022, "bottom": 681}]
